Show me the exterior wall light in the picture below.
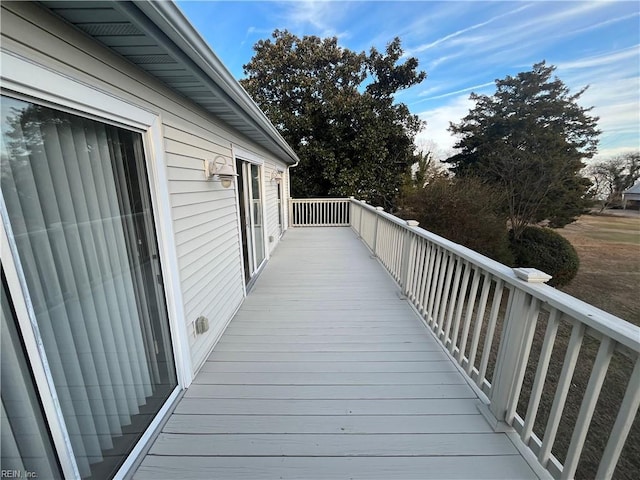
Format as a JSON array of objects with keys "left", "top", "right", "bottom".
[
  {"left": 204, "top": 155, "right": 237, "bottom": 188},
  {"left": 270, "top": 171, "right": 283, "bottom": 183}
]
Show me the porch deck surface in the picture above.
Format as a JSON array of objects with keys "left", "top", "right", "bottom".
[{"left": 134, "top": 227, "right": 539, "bottom": 479}]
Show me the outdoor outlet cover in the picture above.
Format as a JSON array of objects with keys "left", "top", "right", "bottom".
[{"left": 195, "top": 316, "right": 209, "bottom": 334}]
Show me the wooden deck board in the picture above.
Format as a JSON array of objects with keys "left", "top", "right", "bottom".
[
  {"left": 200, "top": 360, "right": 458, "bottom": 373},
  {"left": 149, "top": 432, "right": 518, "bottom": 456},
  {"left": 206, "top": 350, "right": 450, "bottom": 362},
  {"left": 163, "top": 414, "right": 494, "bottom": 434},
  {"left": 174, "top": 398, "right": 483, "bottom": 416},
  {"left": 135, "top": 227, "right": 539, "bottom": 479},
  {"left": 183, "top": 384, "right": 478, "bottom": 399},
  {"left": 135, "top": 456, "right": 535, "bottom": 479}
]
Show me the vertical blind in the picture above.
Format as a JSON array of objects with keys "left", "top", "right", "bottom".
[{"left": 1, "top": 97, "right": 177, "bottom": 478}]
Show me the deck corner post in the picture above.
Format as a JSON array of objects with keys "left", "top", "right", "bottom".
[
  {"left": 488, "top": 287, "right": 536, "bottom": 429},
  {"left": 400, "top": 220, "right": 419, "bottom": 295}
]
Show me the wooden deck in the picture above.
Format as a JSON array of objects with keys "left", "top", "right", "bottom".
[{"left": 135, "top": 227, "right": 539, "bottom": 479}]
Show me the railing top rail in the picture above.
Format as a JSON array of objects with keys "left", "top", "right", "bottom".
[
  {"left": 291, "top": 198, "right": 349, "bottom": 203},
  {"left": 349, "top": 198, "right": 640, "bottom": 354}
]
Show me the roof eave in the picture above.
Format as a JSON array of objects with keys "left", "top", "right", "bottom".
[{"left": 103, "top": 1, "right": 299, "bottom": 165}]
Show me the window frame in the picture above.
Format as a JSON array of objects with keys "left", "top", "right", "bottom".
[{"left": 0, "top": 49, "right": 190, "bottom": 479}]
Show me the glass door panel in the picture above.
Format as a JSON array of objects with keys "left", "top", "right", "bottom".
[
  {"left": 250, "top": 163, "right": 265, "bottom": 267},
  {"left": 0, "top": 96, "right": 177, "bottom": 478},
  {"left": 1, "top": 271, "right": 62, "bottom": 479},
  {"left": 236, "top": 159, "right": 251, "bottom": 284},
  {"left": 236, "top": 161, "right": 265, "bottom": 284},
  {"left": 276, "top": 180, "right": 284, "bottom": 234}
]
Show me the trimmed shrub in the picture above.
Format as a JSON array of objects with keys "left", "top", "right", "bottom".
[
  {"left": 509, "top": 226, "right": 580, "bottom": 287},
  {"left": 397, "top": 176, "right": 514, "bottom": 265}
]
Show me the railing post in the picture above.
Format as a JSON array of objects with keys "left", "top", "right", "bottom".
[
  {"left": 348, "top": 197, "right": 355, "bottom": 229},
  {"left": 288, "top": 199, "right": 294, "bottom": 228},
  {"left": 357, "top": 200, "right": 366, "bottom": 238},
  {"left": 372, "top": 206, "right": 384, "bottom": 256},
  {"left": 400, "top": 220, "right": 419, "bottom": 296},
  {"left": 487, "top": 268, "right": 551, "bottom": 429}
]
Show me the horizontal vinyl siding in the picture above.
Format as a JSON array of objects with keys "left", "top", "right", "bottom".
[
  {"left": 0, "top": 2, "right": 292, "bottom": 375},
  {"left": 161, "top": 126, "right": 243, "bottom": 371},
  {"left": 263, "top": 162, "right": 281, "bottom": 253}
]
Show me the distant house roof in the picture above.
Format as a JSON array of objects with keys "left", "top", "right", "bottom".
[
  {"left": 39, "top": 0, "right": 299, "bottom": 165},
  {"left": 623, "top": 183, "right": 640, "bottom": 195}
]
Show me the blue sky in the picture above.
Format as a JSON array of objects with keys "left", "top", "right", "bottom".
[{"left": 177, "top": 0, "right": 640, "bottom": 161}]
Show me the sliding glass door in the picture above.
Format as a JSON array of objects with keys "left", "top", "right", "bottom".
[
  {"left": 0, "top": 96, "right": 177, "bottom": 478},
  {"left": 1, "top": 270, "right": 62, "bottom": 479},
  {"left": 236, "top": 160, "right": 265, "bottom": 284}
]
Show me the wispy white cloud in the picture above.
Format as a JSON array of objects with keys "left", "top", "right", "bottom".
[
  {"left": 275, "top": 0, "right": 353, "bottom": 38},
  {"left": 415, "top": 95, "right": 475, "bottom": 160},
  {"left": 566, "top": 11, "right": 640, "bottom": 36},
  {"left": 409, "top": 3, "right": 533, "bottom": 54},
  {"left": 421, "top": 1, "right": 616, "bottom": 62},
  {"left": 427, "top": 53, "right": 463, "bottom": 70},
  {"left": 247, "top": 26, "right": 273, "bottom": 36},
  {"left": 417, "top": 81, "right": 494, "bottom": 101},
  {"left": 558, "top": 46, "right": 640, "bottom": 71}
]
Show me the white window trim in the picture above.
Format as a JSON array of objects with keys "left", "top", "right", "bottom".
[
  {"left": 1, "top": 50, "right": 156, "bottom": 129},
  {"left": 1, "top": 49, "right": 192, "bottom": 477},
  {"left": 232, "top": 144, "right": 265, "bottom": 165},
  {"left": 143, "top": 116, "right": 193, "bottom": 388}
]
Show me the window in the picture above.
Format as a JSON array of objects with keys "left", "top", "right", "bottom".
[
  {"left": 0, "top": 96, "right": 177, "bottom": 478},
  {"left": 277, "top": 176, "right": 283, "bottom": 234}
]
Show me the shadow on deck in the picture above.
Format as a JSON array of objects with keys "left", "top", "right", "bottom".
[{"left": 134, "top": 227, "right": 540, "bottom": 479}]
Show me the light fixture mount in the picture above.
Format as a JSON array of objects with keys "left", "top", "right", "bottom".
[{"left": 204, "top": 155, "right": 238, "bottom": 188}]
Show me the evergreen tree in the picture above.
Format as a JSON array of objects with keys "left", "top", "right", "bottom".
[{"left": 446, "top": 62, "right": 600, "bottom": 237}]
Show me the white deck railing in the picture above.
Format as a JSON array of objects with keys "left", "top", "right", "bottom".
[
  {"left": 292, "top": 197, "right": 640, "bottom": 480},
  {"left": 289, "top": 198, "right": 350, "bottom": 226}
]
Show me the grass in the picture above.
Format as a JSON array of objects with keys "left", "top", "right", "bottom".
[{"left": 556, "top": 213, "right": 640, "bottom": 324}]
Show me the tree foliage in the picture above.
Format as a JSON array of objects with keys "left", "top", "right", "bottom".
[
  {"left": 397, "top": 176, "right": 514, "bottom": 265},
  {"left": 446, "top": 62, "right": 600, "bottom": 237},
  {"left": 509, "top": 227, "right": 580, "bottom": 287},
  {"left": 398, "top": 149, "right": 442, "bottom": 197},
  {"left": 586, "top": 152, "right": 640, "bottom": 210},
  {"left": 241, "top": 30, "right": 426, "bottom": 210}
]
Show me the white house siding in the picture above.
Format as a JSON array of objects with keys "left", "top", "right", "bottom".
[
  {"left": 262, "top": 162, "right": 282, "bottom": 253},
  {"left": 0, "top": 2, "right": 290, "bottom": 375}
]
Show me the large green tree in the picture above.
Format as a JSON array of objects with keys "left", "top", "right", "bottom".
[
  {"left": 446, "top": 62, "right": 600, "bottom": 238},
  {"left": 241, "top": 30, "right": 426, "bottom": 210}
]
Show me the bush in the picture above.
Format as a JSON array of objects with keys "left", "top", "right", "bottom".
[
  {"left": 509, "top": 226, "right": 580, "bottom": 287},
  {"left": 397, "top": 176, "right": 514, "bottom": 265}
]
